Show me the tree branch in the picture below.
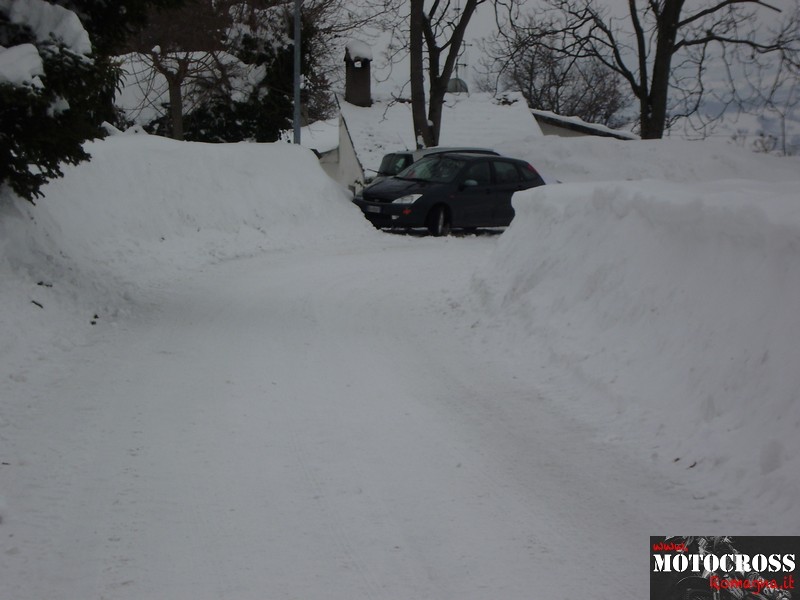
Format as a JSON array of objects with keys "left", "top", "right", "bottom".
[{"left": 677, "top": 0, "right": 780, "bottom": 29}]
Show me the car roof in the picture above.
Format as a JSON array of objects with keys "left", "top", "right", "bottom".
[
  {"left": 409, "top": 146, "right": 498, "bottom": 160},
  {"left": 417, "top": 152, "right": 521, "bottom": 163}
]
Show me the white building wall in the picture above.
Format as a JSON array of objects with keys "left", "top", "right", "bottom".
[
  {"left": 318, "top": 148, "right": 339, "bottom": 181},
  {"left": 336, "top": 117, "right": 365, "bottom": 195}
]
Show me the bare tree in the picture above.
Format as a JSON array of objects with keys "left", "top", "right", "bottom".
[
  {"left": 733, "top": 41, "right": 800, "bottom": 154},
  {"left": 409, "top": 0, "right": 486, "bottom": 147},
  {"left": 347, "top": 0, "right": 529, "bottom": 147},
  {"left": 493, "top": 0, "right": 799, "bottom": 138},
  {"left": 121, "top": 0, "right": 356, "bottom": 140},
  {"left": 124, "top": 0, "right": 233, "bottom": 139},
  {"left": 479, "top": 16, "right": 631, "bottom": 127}
]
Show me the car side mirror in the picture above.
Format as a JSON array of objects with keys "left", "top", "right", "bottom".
[{"left": 461, "top": 179, "right": 478, "bottom": 189}]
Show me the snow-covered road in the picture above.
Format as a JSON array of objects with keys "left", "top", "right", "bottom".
[{"left": 3, "top": 235, "right": 724, "bottom": 600}]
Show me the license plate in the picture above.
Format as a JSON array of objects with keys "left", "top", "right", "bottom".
[{"left": 365, "top": 205, "right": 382, "bottom": 214}]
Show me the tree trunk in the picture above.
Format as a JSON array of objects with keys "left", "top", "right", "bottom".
[
  {"left": 167, "top": 75, "right": 184, "bottom": 141},
  {"left": 427, "top": 81, "right": 447, "bottom": 146},
  {"left": 640, "top": 0, "right": 684, "bottom": 138},
  {"left": 409, "top": 0, "right": 480, "bottom": 148},
  {"left": 410, "top": 0, "right": 434, "bottom": 147},
  {"left": 151, "top": 53, "right": 188, "bottom": 141}
]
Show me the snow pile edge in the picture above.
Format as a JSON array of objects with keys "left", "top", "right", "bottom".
[{"left": 471, "top": 180, "right": 800, "bottom": 514}]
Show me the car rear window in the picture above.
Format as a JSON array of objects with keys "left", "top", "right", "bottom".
[
  {"left": 519, "top": 162, "right": 542, "bottom": 181},
  {"left": 494, "top": 160, "right": 521, "bottom": 184}
]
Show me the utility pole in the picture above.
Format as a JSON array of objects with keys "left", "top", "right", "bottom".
[{"left": 293, "top": 0, "right": 301, "bottom": 144}]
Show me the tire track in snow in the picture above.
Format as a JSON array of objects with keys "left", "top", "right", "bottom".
[{"left": 286, "top": 424, "right": 385, "bottom": 600}]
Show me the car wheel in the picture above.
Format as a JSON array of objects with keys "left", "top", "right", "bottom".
[{"left": 427, "top": 205, "right": 451, "bottom": 236}]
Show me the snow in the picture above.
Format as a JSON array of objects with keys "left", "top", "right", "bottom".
[
  {"left": 0, "top": 43, "right": 44, "bottom": 86},
  {"left": 471, "top": 177, "right": 800, "bottom": 514},
  {"left": 280, "top": 117, "right": 340, "bottom": 154},
  {"left": 1, "top": 129, "right": 799, "bottom": 599},
  {"left": 693, "top": 110, "right": 800, "bottom": 157},
  {"left": 0, "top": 0, "right": 91, "bottom": 56},
  {"left": 346, "top": 39, "right": 373, "bottom": 62},
  {"left": 532, "top": 108, "right": 639, "bottom": 139},
  {"left": 0, "top": 0, "right": 90, "bottom": 89}
]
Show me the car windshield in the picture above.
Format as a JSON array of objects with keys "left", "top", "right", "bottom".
[{"left": 396, "top": 156, "right": 466, "bottom": 183}]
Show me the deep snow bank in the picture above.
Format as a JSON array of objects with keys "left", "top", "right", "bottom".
[
  {"left": 1, "top": 132, "right": 371, "bottom": 281},
  {"left": 471, "top": 178, "right": 800, "bottom": 517},
  {"left": 507, "top": 136, "right": 800, "bottom": 186},
  {"left": 34, "top": 133, "right": 369, "bottom": 266},
  {"left": 0, "top": 133, "right": 374, "bottom": 370}
]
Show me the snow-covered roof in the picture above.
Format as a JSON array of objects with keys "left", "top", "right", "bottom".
[
  {"left": 280, "top": 118, "right": 340, "bottom": 154},
  {"left": 340, "top": 92, "right": 544, "bottom": 177},
  {"left": 345, "top": 39, "right": 373, "bottom": 62},
  {"left": 531, "top": 109, "right": 638, "bottom": 140}
]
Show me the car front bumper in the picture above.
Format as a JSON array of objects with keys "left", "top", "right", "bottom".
[{"left": 352, "top": 198, "right": 425, "bottom": 228}]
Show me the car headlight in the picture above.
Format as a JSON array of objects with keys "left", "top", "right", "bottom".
[{"left": 392, "top": 194, "right": 422, "bottom": 204}]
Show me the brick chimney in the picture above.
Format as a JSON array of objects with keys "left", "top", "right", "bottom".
[{"left": 344, "top": 41, "right": 372, "bottom": 107}]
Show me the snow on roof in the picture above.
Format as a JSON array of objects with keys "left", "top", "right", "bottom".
[
  {"left": 340, "top": 92, "right": 544, "bottom": 177},
  {"left": 345, "top": 39, "right": 373, "bottom": 62},
  {"left": 531, "top": 109, "right": 638, "bottom": 140},
  {"left": 280, "top": 118, "right": 340, "bottom": 154}
]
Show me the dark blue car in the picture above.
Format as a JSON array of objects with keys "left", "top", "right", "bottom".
[{"left": 353, "top": 153, "right": 545, "bottom": 236}]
